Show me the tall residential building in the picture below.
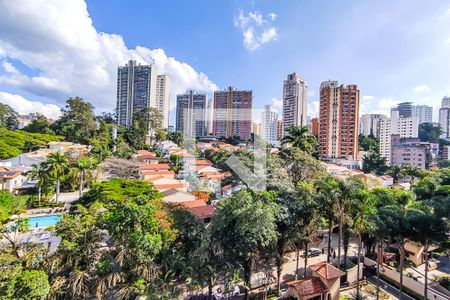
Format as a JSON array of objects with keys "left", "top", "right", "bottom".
[
  {"left": 359, "top": 114, "right": 386, "bottom": 138},
  {"left": 261, "top": 105, "right": 278, "bottom": 145},
  {"left": 277, "top": 120, "right": 283, "bottom": 141},
  {"left": 392, "top": 102, "right": 413, "bottom": 118},
  {"left": 282, "top": 73, "right": 307, "bottom": 136},
  {"left": 379, "top": 113, "right": 418, "bottom": 165},
  {"left": 412, "top": 105, "right": 432, "bottom": 125},
  {"left": 439, "top": 96, "right": 450, "bottom": 138},
  {"left": 206, "top": 98, "right": 214, "bottom": 135},
  {"left": 318, "top": 81, "right": 360, "bottom": 161},
  {"left": 252, "top": 122, "right": 261, "bottom": 137},
  {"left": 311, "top": 118, "right": 319, "bottom": 137},
  {"left": 176, "top": 90, "right": 207, "bottom": 137},
  {"left": 213, "top": 87, "right": 252, "bottom": 140},
  {"left": 155, "top": 75, "right": 170, "bottom": 129},
  {"left": 116, "top": 60, "right": 157, "bottom": 127}
]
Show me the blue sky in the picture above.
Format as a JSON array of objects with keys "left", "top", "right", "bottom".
[{"left": 0, "top": 0, "right": 449, "bottom": 123}]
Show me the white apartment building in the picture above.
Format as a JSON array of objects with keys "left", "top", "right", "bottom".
[
  {"left": 439, "top": 96, "right": 450, "bottom": 138},
  {"left": 155, "top": 75, "right": 170, "bottom": 129},
  {"left": 261, "top": 105, "right": 278, "bottom": 146},
  {"left": 379, "top": 114, "right": 418, "bottom": 165},
  {"left": 359, "top": 114, "right": 386, "bottom": 138},
  {"left": 412, "top": 105, "right": 432, "bottom": 125},
  {"left": 282, "top": 73, "right": 307, "bottom": 136}
]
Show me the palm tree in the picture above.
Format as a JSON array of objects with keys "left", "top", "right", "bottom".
[
  {"left": 72, "top": 159, "right": 93, "bottom": 198},
  {"left": 281, "top": 126, "right": 317, "bottom": 154},
  {"left": 316, "top": 176, "right": 340, "bottom": 263},
  {"left": 407, "top": 210, "right": 448, "bottom": 300},
  {"left": 350, "top": 183, "right": 373, "bottom": 299},
  {"left": 27, "top": 163, "right": 48, "bottom": 206},
  {"left": 401, "top": 164, "right": 423, "bottom": 184},
  {"left": 46, "top": 152, "right": 69, "bottom": 202},
  {"left": 387, "top": 165, "right": 404, "bottom": 183}
]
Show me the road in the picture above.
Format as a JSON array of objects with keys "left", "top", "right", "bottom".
[{"left": 366, "top": 272, "right": 416, "bottom": 300}]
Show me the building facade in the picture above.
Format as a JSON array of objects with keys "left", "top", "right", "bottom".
[
  {"left": 311, "top": 117, "right": 319, "bottom": 137},
  {"left": 412, "top": 105, "right": 432, "bottom": 125},
  {"left": 277, "top": 120, "right": 283, "bottom": 142},
  {"left": 261, "top": 105, "right": 278, "bottom": 145},
  {"left": 282, "top": 73, "right": 307, "bottom": 136},
  {"left": 116, "top": 60, "right": 158, "bottom": 127},
  {"left": 213, "top": 87, "right": 252, "bottom": 140},
  {"left": 359, "top": 114, "right": 386, "bottom": 138},
  {"left": 176, "top": 90, "right": 207, "bottom": 137},
  {"left": 439, "top": 96, "right": 450, "bottom": 138},
  {"left": 390, "top": 135, "right": 430, "bottom": 170},
  {"left": 318, "top": 81, "right": 360, "bottom": 161},
  {"left": 155, "top": 75, "right": 170, "bottom": 129}
]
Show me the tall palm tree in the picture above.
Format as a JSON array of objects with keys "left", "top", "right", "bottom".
[
  {"left": 281, "top": 126, "right": 317, "bottom": 154},
  {"left": 27, "top": 163, "right": 48, "bottom": 206},
  {"left": 407, "top": 210, "right": 448, "bottom": 300},
  {"left": 72, "top": 159, "right": 93, "bottom": 198},
  {"left": 316, "top": 176, "right": 340, "bottom": 263},
  {"left": 46, "top": 152, "right": 69, "bottom": 202}
]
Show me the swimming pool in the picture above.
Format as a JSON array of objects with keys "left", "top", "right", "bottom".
[{"left": 28, "top": 215, "right": 61, "bottom": 228}]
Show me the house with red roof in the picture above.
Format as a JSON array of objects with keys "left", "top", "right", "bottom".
[{"left": 283, "top": 262, "right": 345, "bottom": 300}]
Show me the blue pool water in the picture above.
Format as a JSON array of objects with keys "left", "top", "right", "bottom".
[{"left": 28, "top": 215, "right": 61, "bottom": 228}]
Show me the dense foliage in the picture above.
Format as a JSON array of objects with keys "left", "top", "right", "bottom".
[
  {"left": 0, "top": 103, "right": 18, "bottom": 130},
  {"left": 0, "top": 128, "right": 63, "bottom": 159},
  {"left": 419, "top": 122, "right": 443, "bottom": 143}
]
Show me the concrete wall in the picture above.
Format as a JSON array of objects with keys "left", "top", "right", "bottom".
[
  {"left": 347, "top": 263, "right": 364, "bottom": 285},
  {"left": 363, "top": 257, "right": 450, "bottom": 300}
]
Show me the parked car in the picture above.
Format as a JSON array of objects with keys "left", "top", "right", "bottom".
[{"left": 301, "top": 248, "right": 321, "bottom": 258}]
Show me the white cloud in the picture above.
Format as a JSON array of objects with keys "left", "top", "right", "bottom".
[
  {"left": 271, "top": 97, "right": 282, "bottom": 109},
  {"left": 234, "top": 10, "right": 278, "bottom": 52},
  {"left": 0, "top": 0, "right": 217, "bottom": 113},
  {"left": 2, "top": 61, "right": 19, "bottom": 74},
  {"left": 414, "top": 84, "right": 430, "bottom": 92},
  {"left": 307, "top": 100, "right": 319, "bottom": 118},
  {"left": 0, "top": 92, "right": 61, "bottom": 119},
  {"left": 446, "top": 8, "right": 450, "bottom": 16},
  {"left": 362, "top": 95, "right": 374, "bottom": 101},
  {"left": 268, "top": 13, "right": 277, "bottom": 21}
]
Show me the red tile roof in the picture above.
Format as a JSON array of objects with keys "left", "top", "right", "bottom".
[
  {"left": 185, "top": 205, "right": 216, "bottom": 220},
  {"left": 288, "top": 278, "right": 328, "bottom": 297},
  {"left": 310, "top": 262, "right": 345, "bottom": 280},
  {"left": 137, "top": 150, "right": 155, "bottom": 156},
  {"left": 141, "top": 163, "right": 170, "bottom": 170},
  {"left": 178, "top": 199, "right": 207, "bottom": 208}
]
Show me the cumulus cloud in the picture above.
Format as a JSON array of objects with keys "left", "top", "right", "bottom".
[
  {"left": 446, "top": 8, "right": 450, "bottom": 16},
  {"left": 0, "top": 0, "right": 217, "bottom": 113},
  {"left": 414, "top": 84, "right": 430, "bottom": 92},
  {"left": 362, "top": 95, "right": 374, "bottom": 101},
  {"left": 271, "top": 97, "right": 282, "bottom": 109},
  {"left": 0, "top": 92, "right": 61, "bottom": 119},
  {"left": 307, "top": 100, "right": 319, "bottom": 118},
  {"left": 234, "top": 10, "right": 278, "bottom": 52}
]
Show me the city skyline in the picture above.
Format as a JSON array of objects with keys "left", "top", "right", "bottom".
[{"left": 0, "top": 1, "right": 449, "bottom": 124}]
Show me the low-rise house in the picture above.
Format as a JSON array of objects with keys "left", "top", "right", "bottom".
[
  {"left": 283, "top": 262, "right": 345, "bottom": 300},
  {"left": 404, "top": 241, "right": 438, "bottom": 267},
  {"left": 0, "top": 170, "right": 27, "bottom": 193},
  {"left": 142, "top": 170, "right": 175, "bottom": 181},
  {"left": 48, "top": 141, "right": 90, "bottom": 155},
  {"left": 147, "top": 177, "right": 188, "bottom": 192},
  {"left": 162, "top": 188, "right": 197, "bottom": 204},
  {"left": 185, "top": 205, "right": 216, "bottom": 223}
]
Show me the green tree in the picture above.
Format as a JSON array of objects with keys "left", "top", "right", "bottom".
[
  {"left": 13, "top": 270, "right": 50, "bottom": 299},
  {"left": 0, "top": 103, "right": 18, "bottom": 130},
  {"left": 419, "top": 122, "right": 442, "bottom": 143},
  {"left": 71, "top": 158, "right": 94, "bottom": 198},
  {"left": 387, "top": 165, "right": 405, "bottom": 183},
  {"left": 167, "top": 131, "right": 184, "bottom": 147},
  {"left": 212, "top": 190, "right": 278, "bottom": 299},
  {"left": 27, "top": 163, "right": 49, "bottom": 206},
  {"left": 52, "top": 97, "right": 96, "bottom": 144},
  {"left": 281, "top": 126, "right": 317, "bottom": 154},
  {"left": 169, "top": 154, "right": 183, "bottom": 175},
  {"left": 358, "top": 134, "right": 379, "bottom": 152},
  {"left": 22, "top": 113, "right": 53, "bottom": 134},
  {"left": 126, "top": 107, "right": 162, "bottom": 148},
  {"left": 407, "top": 210, "right": 448, "bottom": 300},
  {"left": 46, "top": 152, "right": 69, "bottom": 202},
  {"left": 362, "top": 150, "right": 388, "bottom": 175}
]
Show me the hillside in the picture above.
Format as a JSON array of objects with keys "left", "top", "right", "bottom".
[{"left": 0, "top": 129, "right": 63, "bottom": 159}]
